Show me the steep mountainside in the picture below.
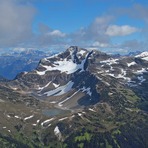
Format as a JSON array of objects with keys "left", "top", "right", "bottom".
[{"left": 0, "top": 46, "right": 147, "bottom": 148}]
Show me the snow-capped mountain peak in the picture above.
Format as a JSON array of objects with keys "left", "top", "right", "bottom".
[
  {"left": 36, "top": 46, "right": 93, "bottom": 75},
  {"left": 135, "top": 51, "right": 148, "bottom": 61}
]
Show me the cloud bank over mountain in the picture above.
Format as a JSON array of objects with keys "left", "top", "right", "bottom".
[{"left": 0, "top": 0, "right": 147, "bottom": 54}]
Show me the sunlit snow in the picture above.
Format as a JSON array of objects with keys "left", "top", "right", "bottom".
[
  {"left": 100, "top": 58, "right": 119, "bottom": 65},
  {"left": 24, "top": 115, "right": 34, "bottom": 121},
  {"left": 127, "top": 61, "right": 136, "bottom": 67},
  {"left": 80, "top": 87, "right": 92, "bottom": 96},
  {"left": 44, "top": 81, "right": 74, "bottom": 96},
  {"left": 58, "top": 90, "right": 79, "bottom": 106},
  {"left": 36, "top": 51, "right": 89, "bottom": 75}
]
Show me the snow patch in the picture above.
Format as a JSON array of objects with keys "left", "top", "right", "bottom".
[
  {"left": 53, "top": 83, "right": 60, "bottom": 88},
  {"left": 135, "top": 52, "right": 148, "bottom": 58},
  {"left": 142, "top": 56, "right": 148, "bottom": 61},
  {"left": 24, "top": 115, "right": 34, "bottom": 121},
  {"left": 45, "top": 51, "right": 64, "bottom": 60},
  {"left": 135, "top": 52, "right": 148, "bottom": 61},
  {"left": 134, "top": 68, "right": 147, "bottom": 74},
  {"left": 127, "top": 82, "right": 138, "bottom": 87},
  {"left": 33, "top": 119, "right": 40, "bottom": 126},
  {"left": 108, "top": 73, "right": 115, "bottom": 77},
  {"left": 100, "top": 58, "right": 118, "bottom": 65},
  {"left": 69, "top": 115, "right": 75, "bottom": 119},
  {"left": 44, "top": 81, "right": 74, "bottom": 96},
  {"left": 109, "top": 69, "right": 131, "bottom": 81},
  {"left": 59, "top": 117, "right": 68, "bottom": 121},
  {"left": 0, "top": 99, "right": 5, "bottom": 102},
  {"left": 50, "top": 101, "right": 57, "bottom": 104},
  {"left": 78, "top": 113, "right": 82, "bottom": 116},
  {"left": 36, "top": 51, "right": 91, "bottom": 75},
  {"left": 7, "top": 115, "right": 11, "bottom": 118},
  {"left": 80, "top": 87, "right": 92, "bottom": 96},
  {"left": 37, "top": 120, "right": 40, "bottom": 123},
  {"left": 37, "top": 59, "right": 80, "bottom": 75},
  {"left": 12, "top": 87, "right": 18, "bottom": 90},
  {"left": 47, "top": 124, "right": 51, "bottom": 127},
  {"left": 127, "top": 61, "right": 136, "bottom": 67},
  {"left": 89, "top": 108, "right": 96, "bottom": 112},
  {"left": 137, "top": 76, "right": 146, "bottom": 84},
  {"left": 54, "top": 126, "right": 62, "bottom": 140},
  {"left": 37, "top": 81, "right": 51, "bottom": 90},
  {"left": 58, "top": 90, "right": 79, "bottom": 106},
  {"left": 79, "top": 50, "right": 86, "bottom": 55},
  {"left": 15, "top": 115, "right": 21, "bottom": 119},
  {"left": 41, "top": 118, "right": 54, "bottom": 127}
]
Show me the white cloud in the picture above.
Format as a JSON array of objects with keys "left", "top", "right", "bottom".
[
  {"left": 70, "top": 16, "right": 113, "bottom": 46},
  {"left": 92, "top": 41, "right": 109, "bottom": 48},
  {"left": 46, "top": 30, "right": 66, "bottom": 37},
  {"left": 0, "top": 0, "right": 35, "bottom": 47},
  {"left": 0, "top": 1, "right": 146, "bottom": 54},
  {"left": 105, "top": 25, "right": 139, "bottom": 36},
  {"left": 12, "top": 47, "right": 35, "bottom": 52}
]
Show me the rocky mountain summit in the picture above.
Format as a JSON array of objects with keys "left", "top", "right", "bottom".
[{"left": 0, "top": 46, "right": 148, "bottom": 147}]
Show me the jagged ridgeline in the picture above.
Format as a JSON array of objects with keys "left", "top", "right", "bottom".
[{"left": 0, "top": 46, "right": 148, "bottom": 148}]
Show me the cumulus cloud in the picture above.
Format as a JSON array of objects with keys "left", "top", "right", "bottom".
[
  {"left": 46, "top": 30, "right": 66, "bottom": 37},
  {"left": 0, "top": 0, "right": 35, "bottom": 47},
  {"left": 33, "top": 23, "right": 67, "bottom": 48},
  {"left": 113, "top": 4, "right": 148, "bottom": 23},
  {"left": 70, "top": 16, "right": 113, "bottom": 46},
  {"left": 105, "top": 25, "right": 139, "bottom": 36},
  {"left": 13, "top": 47, "right": 31, "bottom": 52},
  {"left": 110, "top": 4, "right": 148, "bottom": 37},
  {"left": 0, "top": 1, "right": 66, "bottom": 49},
  {"left": 0, "top": 1, "right": 146, "bottom": 54},
  {"left": 121, "top": 39, "right": 147, "bottom": 51},
  {"left": 92, "top": 41, "right": 109, "bottom": 48}
]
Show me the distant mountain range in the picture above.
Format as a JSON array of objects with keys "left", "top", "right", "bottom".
[
  {"left": 0, "top": 49, "right": 145, "bottom": 80},
  {"left": 0, "top": 50, "right": 54, "bottom": 80},
  {"left": 0, "top": 46, "right": 147, "bottom": 147}
]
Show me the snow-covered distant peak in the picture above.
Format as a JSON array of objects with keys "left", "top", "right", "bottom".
[
  {"left": 68, "top": 46, "right": 78, "bottom": 52},
  {"left": 135, "top": 51, "right": 148, "bottom": 58},
  {"left": 36, "top": 47, "right": 93, "bottom": 75},
  {"left": 100, "top": 58, "right": 119, "bottom": 65},
  {"left": 135, "top": 51, "right": 148, "bottom": 61},
  {"left": 78, "top": 50, "right": 87, "bottom": 55},
  {"left": 68, "top": 46, "right": 87, "bottom": 54}
]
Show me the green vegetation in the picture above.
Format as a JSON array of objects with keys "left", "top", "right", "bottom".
[
  {"left": 119, "top": 89, "right": 140, "bottom": 103},
  {"left": 105, "top": 139, "right": 112, "bottom": 148},
  {"left": 78, "top": 143, "right": 84, "bottom": 148},
  {"left": 112, "top": 129, "right": 121, "bottom": 135},
  {"left": 75, "top": 132, "right": 92, "bottom": 142}
]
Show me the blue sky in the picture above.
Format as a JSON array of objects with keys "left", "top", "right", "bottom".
[{"left": 0, "top": 0, "right": 148, "bottom": 54}]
